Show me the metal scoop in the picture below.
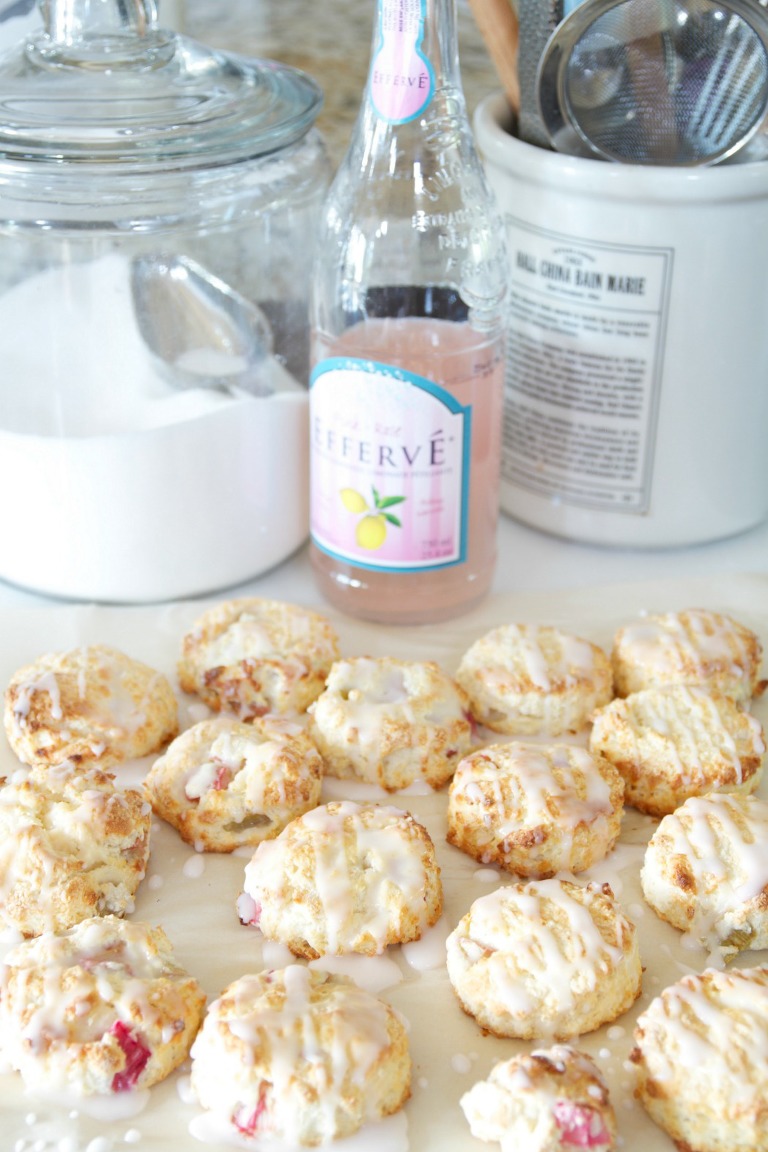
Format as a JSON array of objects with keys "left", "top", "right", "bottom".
[
  {"left": 537, "top": 0, "right": 768, "bottom": 165},
  {"left": 131, "top": 254, "right": 274, "bottom": 396}
]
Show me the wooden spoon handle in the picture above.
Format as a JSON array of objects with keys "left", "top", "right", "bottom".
[{"left": 467, "top": 0, "right": 521, "bottom": 115}]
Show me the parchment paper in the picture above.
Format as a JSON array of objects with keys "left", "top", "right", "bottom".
[{"left": 1, "top": 572, "right": 767, "bottom": 1151}]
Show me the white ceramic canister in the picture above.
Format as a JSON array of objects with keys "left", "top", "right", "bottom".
[{"left": 475, "top": 93, "right": 768, "bottom": 548}]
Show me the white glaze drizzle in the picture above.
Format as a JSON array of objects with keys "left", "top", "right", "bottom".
[
  {"left": 243, "top": 802, "right": 434, "bottom": 954},
  {"left": 458, "top": 880, "right": 629, "bottom": 1018},
  {"left": 639, "top": 967, "right": 768, "bottom": 1105},
  {"left": 649, "top": 793, "right": 768, "bottom": 953},
  {"left": 451, "top": 743, "right": 615, "bottom": 867},
  {"left": 190, "top": 967, "right": 402, "bottom": 1146},
  {"left": 618, "top": 610, "right": 755, "bottom": 687}
]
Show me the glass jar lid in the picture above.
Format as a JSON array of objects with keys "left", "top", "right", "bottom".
[{"left": 0, "top": 0, "right": 323, "bottom": 170}]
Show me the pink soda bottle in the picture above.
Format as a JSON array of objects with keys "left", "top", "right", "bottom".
[{"left": 309, "top": 0, "right": 508, "bottom": 624}]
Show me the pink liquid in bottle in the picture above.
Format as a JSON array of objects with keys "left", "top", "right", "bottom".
[{"left": 310, "top": 314, "right": 503, "bottom": 624}]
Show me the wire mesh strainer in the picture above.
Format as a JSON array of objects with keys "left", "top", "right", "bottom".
[{"left": 537, "top": 0, "right": 768, "bottom": 165}]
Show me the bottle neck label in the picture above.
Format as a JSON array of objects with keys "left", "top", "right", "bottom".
[
  {"left": 310, "top": 356, "right": 470, "bottom": 573},
  {"left": 370, "top": 0, "right": 435, "bottom": 124}
]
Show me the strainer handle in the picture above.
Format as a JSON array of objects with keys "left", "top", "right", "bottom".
[{"left": 468, "top": 0, "right": 521, "bottom": 114}]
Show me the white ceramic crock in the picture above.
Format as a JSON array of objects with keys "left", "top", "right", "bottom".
[{"left": 475, "top": 92, "right": 768, "bottom": 548}]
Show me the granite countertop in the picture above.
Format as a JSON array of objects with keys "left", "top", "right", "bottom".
[{"left": 184, "top": 0, "right": 502, "bottom": 166}]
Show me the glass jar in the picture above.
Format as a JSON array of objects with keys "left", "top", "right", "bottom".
[{"left": 0, "top": 0, "right": 330, "bottom": 601}]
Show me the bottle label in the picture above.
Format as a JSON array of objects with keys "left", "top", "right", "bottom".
[
  {"left": 310, "top": 357, "right": 470, "bottom": 572},
  {"left": 370, "top": 0, "right": 435, "bottom": 124}
]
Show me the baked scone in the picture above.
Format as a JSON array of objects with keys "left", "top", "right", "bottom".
[
  {"left": 0, "top": 915, "right": 206, "bottom": 1096},
  {"left": 144, "top": 715, "right": 323, "bottom": 852},
  {"left": 445, "top": 879, "right": 641, "bottom": 1040},
  {"left": 4, "top": 643, "right": 178, "bottom": 770},
  {"left": 189, "top": 965, "right": 411, "bottom": 1146},
  {"left": 307, "top": 656, "right": 472, "bottom": 791},
  {"left": 237, "top": 800, "right": 442, "bottom": 958},
  {"left": 447, "top": 742, "right": 624, "bottom": 878},
  {"left": 631, "top": 966, "right": 768, "bottom": 1152},
  {"left": 641, "top": 792, "right": 768, "bottom": 960},
  {"left": 178, "top": 597, "right": 339, "bottom": 719},
  {"left": 589, "top": 685, "right": 765, "bottom": 817},
  {"left": 611, "top": 608, "right": 765, "bottom": 702},
  {"left": 455, "top": 624, "right": 613, "bottom": 736},
  {"left": 460, "top": 1045, "right": 617, "bottom": 1152},
  {"left": 0, "top": 762, "right": 151, "bottom": 936}
]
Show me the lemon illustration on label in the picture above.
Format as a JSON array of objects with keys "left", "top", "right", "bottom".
[
  {"left": 340, "top": 488, "right": 368, "bottom": 513},
  {"left": 339, "top": 485, "right": 405, "bottom": 551},
  {"left": 356, "top": 514, "right": 387, "bottom": 550}
]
